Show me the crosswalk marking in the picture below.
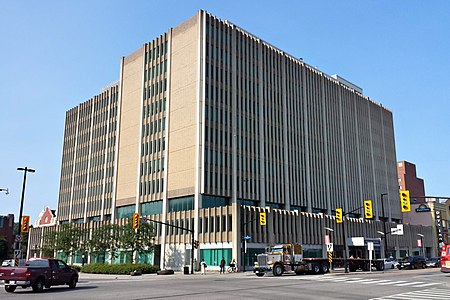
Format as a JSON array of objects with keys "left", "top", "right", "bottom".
[
  {"left": 360, "top": 279, "right": 391, "bottom": 284},
  {"left": 370, "top": 288, "right": 450, "bottom": 300},
  {"left": 396, "top": 281, "right": 424, "bottom": 286},
  {"left": 419, "top": 282, "right": 442, "bottom": 287},
  {"left": 299, "top": 276, "right": 443, "bottom": 288},
  {"left": 378, "top": 280, "right": 407, "bottom": 285}
]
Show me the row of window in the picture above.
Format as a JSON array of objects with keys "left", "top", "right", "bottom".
[
  {"left": 140, "top": 157, "right": 165, "bottom": 175},
  {"left": 141, "top": 137, "right": 165, "bottom": 156},
  {"left": 143, "top": 79, "right": 167, "bottom": 99},
  {"left": 144, "top": 40, "right": 168, "bottom": 64},
  {"left": 139, "top": 178, "right": 164, "bottom": 196},
  {"left": 141, "top": 117, "right": 166, "bottom": 137},
  {"left": 144, "top": 60, "right": 167, "bottom": 82},
  {"left": 143, "top": 98, "right": 166, "bottom": 118}
]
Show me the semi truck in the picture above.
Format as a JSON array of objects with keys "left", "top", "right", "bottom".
[{"left": 253, "top": 243, "right": 385, "bottom": 277}]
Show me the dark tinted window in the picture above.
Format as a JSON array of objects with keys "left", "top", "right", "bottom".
[{"left": 26, "top": 260, "right": 49, "bottom": 267}]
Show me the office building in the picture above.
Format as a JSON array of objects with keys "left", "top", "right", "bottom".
[{"left": 29, "top": 11, "right": 435, "bottom": 268}]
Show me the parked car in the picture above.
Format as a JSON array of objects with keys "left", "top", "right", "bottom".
[
  {"left": 384, "top": 258, "right": 398, "bottom": 269},
  {"left": 426, "top": 257, "right": 440, "bottom": 268},
  {"left": 397, "top": 256, "right": 427, "bottom": 269},
  {"left": 0, "top": 258, "right": 78, "bottom": 293},
  {"left": 1, "top": 259, "right": 14, "bottom": 267}
]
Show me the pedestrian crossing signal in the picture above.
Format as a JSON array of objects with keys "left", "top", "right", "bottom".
[
  {"left": 336, "top": 208, "right": 343, "bottom": 223},
  {"left": 364, "top": 200, "right": 373, "bottom": 219},
  {"left": 21, "top": 216, "right": 30, "bottom": 233},
  {"left": 400, "top": 190, "right": 410, "bottom": 212},
  {"left": 132, "top": 213, "right": 140, "bottom": 229},
  {"left": 260, "top": 212, "right": 266, "bottom": 226}
]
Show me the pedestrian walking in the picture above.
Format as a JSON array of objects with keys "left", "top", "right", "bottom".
[
  {"left": 220, "top": 257, "right": 226, "bottom": 274},
  {"left": 200, "top": 258, "right": 207, "bottom": 275}
]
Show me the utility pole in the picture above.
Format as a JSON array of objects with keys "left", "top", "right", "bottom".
[
  {"left": 380, "top": 193, "right": 388, "bottom": 259},
  {"left": 16, "top": 167, "right": 35, "bottom": 265}
]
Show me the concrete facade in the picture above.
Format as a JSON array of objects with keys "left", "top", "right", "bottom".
[{"left": 28, "top": 10, "right": 437, "bottom": 269}]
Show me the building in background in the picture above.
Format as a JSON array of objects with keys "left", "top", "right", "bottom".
[
  {"left": 34, "top": 207, "right": 57, "bottom": 228},
  {"left": 397, "top": 161, "right": 425, "bottom": 203},
  {"left": 29, "top": 10, "right": 435, "bottom": 269},
  {"left": 0, "top": 214, "right": 15, "bottom": 259}
]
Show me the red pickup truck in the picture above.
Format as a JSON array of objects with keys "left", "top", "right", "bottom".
[{"left": 0, "top": 258, "right": 78, "bottom": 293}]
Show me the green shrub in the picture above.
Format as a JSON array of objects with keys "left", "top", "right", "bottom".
[
  {"left": 80, "top": 263, "right": 160, "bottom": 275},
  {"left": 69, "top": 265, "right": 81, "bottom": 272}
]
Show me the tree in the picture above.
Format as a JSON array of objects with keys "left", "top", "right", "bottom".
[
  {"left": 41, "top": 230, "right": 57, "bottom": 257},
  {"left": 41, "top": 224, "right": 84, "bottom": 263},
  {"left": 116, "top": 217, "right": 155, "bottom": 264},
  {"left": 86, "top": 224, "right": 119, "bottom": 263}
]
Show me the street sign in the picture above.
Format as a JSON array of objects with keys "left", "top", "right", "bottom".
[
  {"left": 15, "top": 235, "right": 22, "bottom": 242},
  {"left": 141, "top": 216, "right": 147, "bottom": 224},
  {"left": 324, "top": 235, "right": 330, "bottom": 244},
  {"left": 327, "top": 251, "right": 333, "bottom": 263},
  {"left": 243, "top": 236, "right": 252, "bottom": 240},
  {"left": 367, "top": 242, "right": 374, "bottom": 251},
  {"left": 326, "top": 243, "right": 333, "bottom": 252},
  {"left": 14, "top": 250, "right": 21, "bottom": 259}
]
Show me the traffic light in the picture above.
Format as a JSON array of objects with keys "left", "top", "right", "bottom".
[
  {"left": 400, "top": 190, "right": 411, "bottom": 212},
  {"left": 364, "top": 200, "right": 373, "bottom": 219},
  {"left": 260, "top": 212, "right": 266, "bottom": 226},
  {"left": 193, "top": 240, "right": 200, "bottom": 249},
  {"left": 132, "top": 213, "right": 140, "bottom": 229},
  {"left": 336, "top": 208, "right": 343, "bottom": 223},
  {"left": 21, "top": 216, "right": 30, "bottom": 233}
]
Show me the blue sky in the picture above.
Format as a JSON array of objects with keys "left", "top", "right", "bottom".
[{"left": 1, "top": 0, "right": 449, "bottom": 223}]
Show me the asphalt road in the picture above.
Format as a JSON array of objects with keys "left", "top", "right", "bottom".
[{"left": 1, "top": 267, "right": 449, "bottom": 299}]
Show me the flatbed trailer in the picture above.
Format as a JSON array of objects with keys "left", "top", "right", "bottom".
[{"left": 253, "top": 244, "right": 385, "bottom": 277}]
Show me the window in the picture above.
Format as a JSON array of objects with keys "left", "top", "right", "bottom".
[
  {"left": 168, "top": 196, "right": 194, "bottom": 212},
  {"left": 116, "top": 205, "right": 135, "bottom": 219},
  {"left": 141, "top": 201, "right": 163, "bottom": 215}
]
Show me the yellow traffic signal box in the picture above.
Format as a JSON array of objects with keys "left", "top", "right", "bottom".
[
  {"left": 21, "top": 216, "right": 30, "bottom": 233},
  {"left": 132, "top": 213, "right": 140, "bottom": 229},
  {"left": 260, "top": 212, "right": 266, "bottom": 226},
  {"left": 364, "top": 200, "right": 373, "bottom": 219},
  {"left": 400, "top": 190, "right": 411, "bottom": 212},
  {"left": 336, "top": 208, "right": 343, "bottom": 223}
]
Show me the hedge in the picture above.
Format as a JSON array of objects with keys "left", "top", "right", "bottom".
[
  {"left": 69, "top": 265, "right": 81, "bottom": 272},
  {"left": 80, "top": 263, "right": 160, "bottom": 275}
]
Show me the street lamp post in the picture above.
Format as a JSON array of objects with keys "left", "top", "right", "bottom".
[
  {"left": 417, "top": 234, "right": 425, "bottom": 256},
  {"left": 16, "top": 167, "right": 35, "bottom": 259},
  {"left": 380, "top": 193, "right": 388, "bottom": 259}
]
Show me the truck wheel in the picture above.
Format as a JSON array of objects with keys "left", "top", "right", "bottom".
[
  {"left": 32, "top": 278, "right": 45, "bottom": 293},
  {"left": 68, "top": 276, "right": 78, "bottom": 288},
  {"left": 321, "top": 262, "right": 329, "bottom": 273},
  {"left": 5, "top": 285, "right": 17, "bottom": 293},
  {"left": 256, "top": 273, "right": 265, "bottom": 277},
  {"left": 362, "top": 262, "right": 371, "bottom": 271},
  {"left": 376, "top": 262, "right": 384, "bottom": 271},
  {"left": 312, "top": 263, "right": 321, "bottom": 274},
  {"left": 273, "top": 264, "right": 283, "bottom": 276}
]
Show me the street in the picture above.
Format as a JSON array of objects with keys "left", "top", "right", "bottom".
[{"left": 1, "top": 267, "right": 449, "bottom": 299}]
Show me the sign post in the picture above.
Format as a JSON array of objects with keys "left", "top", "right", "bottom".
[
  {"left": 368, "top": 242, "right": 374, "bottom": 272},
  {"left": 326, "top": 243, "right": 333, "bottom": 273}
]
